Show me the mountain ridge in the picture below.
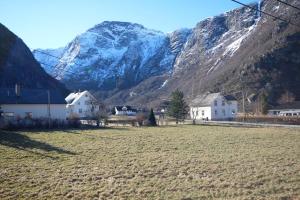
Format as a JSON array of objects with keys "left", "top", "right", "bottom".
[
  {"left": 0, "top": 23, "right": 68, "bottom": 94},
  {"left": 33, "top": 0, "right": 300, "bottom": 108}
]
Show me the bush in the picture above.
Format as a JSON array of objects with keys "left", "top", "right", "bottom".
[
  {"left": 0, "top": 115, "right": 81, "bottom": 130},
  {"left": 136, "top": 113, "right": 147, "bottom": 126}
]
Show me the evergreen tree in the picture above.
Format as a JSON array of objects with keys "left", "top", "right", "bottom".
[
  {"left": 167, "top": 89, "right": 189, "bottom": 124},
  {"left": 261, "top": 93, "right": 269, "bottom": 115},
  {"left": 148, "top": 108, "right": 157, "bottom": 126}
]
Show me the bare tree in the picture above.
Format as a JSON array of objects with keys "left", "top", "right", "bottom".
[
  {"left": 90, "top": 102, "right": 108, "bottom": 127},
  {"left": 277, "top": 90, "right": 296, "bottom": 104}
]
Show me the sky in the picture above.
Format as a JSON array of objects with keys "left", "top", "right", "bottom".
[{"left": 0, "top": 0, "right": 257, "bottom": 49}]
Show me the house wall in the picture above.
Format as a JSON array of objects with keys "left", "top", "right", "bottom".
[
  {"left": 268, "top": 109, "right": 300, "bottom": 116},
  {"left": 1, "top": 104, "right": 67, "bottom": 120},
  {"left": 211, "top": 97, "right": 238, "bottom": 120},
  {"left": 190, "top": 96, "right": 238, "bottom": 121},
  {"left": 66, "top": 92, "right": 99, "bottom": 118},
  {"left": 115, "top": 108, "right": 137, "bottom": 116},
  {"left": 190, "top": 106, "right": 212, "bottom": 120}
]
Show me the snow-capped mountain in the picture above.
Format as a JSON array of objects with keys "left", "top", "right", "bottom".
[
  {"left": 34, "top": 21, "right": 189, "bottom": 90},
  {"left": 34, "top": 0, "right": 300, "bottom": 106}
]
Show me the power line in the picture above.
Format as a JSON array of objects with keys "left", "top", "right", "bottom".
[
  {"left": 230, "top": 0, "right": 300, "bottom": 28},
  {"left": 39, "top": 61, "right": 79, "bottom": 77},
  {"left": 272, "top": 0, "right": 300, "bottom": 11},
  {"left": 34, "top": 49, "right": 87, "bottom": 69}
]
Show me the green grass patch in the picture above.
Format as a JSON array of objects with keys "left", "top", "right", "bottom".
[{"left": 0, "top": 126, "right": 299, "bottom": 199}]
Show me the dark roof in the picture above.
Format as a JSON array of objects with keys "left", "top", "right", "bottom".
[
  {"left": 270, "top": 101, "right": 300, "bottom": 110},
  {"left": 224, "top": 95, "right": 237, "bottom": 101},
  {"left": 190, "top": 93, "right": 237, "bottom": 107},
  {"left": 115, "top": 106, "right": 137, "bottom": 112},
  {"left": 190, "top": 93, "right": 221, "bottom": 107},
  {"left": 0, "top": 88, "right": 66, "bottom": 104}
]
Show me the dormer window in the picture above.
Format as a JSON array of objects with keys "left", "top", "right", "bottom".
[{"left": 122, "top": 106, "right": 127, "bottom": 111}]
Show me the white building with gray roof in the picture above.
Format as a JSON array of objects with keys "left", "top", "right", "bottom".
[
  {"left": 190, "top": 93, "right": 238, "bottom": 121},
  {"left": 65, "top": 90, "right": 100, "bottom": 119}
]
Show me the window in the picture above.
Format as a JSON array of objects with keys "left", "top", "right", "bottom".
[
  {"left": 215, "top": 110, "right": 218, "bottom": 115},
  {"left": 202, "top": 110, "right": 205, "bottom": 116},
  {"left": 78, "top": 101, "right": 81, "bottom": 105},
  {"left": 79, "top": 109, "right": 82, "bottom": 113},
  {"left": 214, "top": 100, "right": 217, "bottom": 106},
  {"left": 196, "top": 111, "right": 199, "bottom": 116},
  {"left": 85, "top": 101, "right": 89, "bottom": 105},
  {"left": 232, "top": 110, "right": 236, "bottom": 114},
  {"left": 222, "top": 109, "right": 226, "bottom": 116},
  {"left": 222, "top": 100, "right": 225, "bottom": 106}
]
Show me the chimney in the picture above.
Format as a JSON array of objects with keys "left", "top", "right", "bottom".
[{"left": 15, "top": 84, "right": 21, "bottom": 97}]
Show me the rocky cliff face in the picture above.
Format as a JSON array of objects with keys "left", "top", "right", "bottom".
[
  {"left": 34, "top": 0, "right": 300, "bottom": 107},
  {"left": 34, "top": 21, "right": 189, "bottom": 91},
  {"left": 0, "top": 23, "right": 68, "bottom": 94}
]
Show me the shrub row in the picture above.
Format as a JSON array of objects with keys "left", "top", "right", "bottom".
[
  {"left": 235, "top": 115, "right": 300, "bottom": 125},
  {"left": 0, "top": 117, "right": 81, "bottom": 130}
]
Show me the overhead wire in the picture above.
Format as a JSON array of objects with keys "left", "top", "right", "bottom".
[
  {"left": 230, "top": 0, "right": 300, "bottom": 28},
  {"left": 272, "top": 0, "right": 300, "bottom": 12}
]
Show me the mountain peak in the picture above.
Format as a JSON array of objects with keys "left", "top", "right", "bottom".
[{"left": 88, "top": 21, "right": 145, "bottom": 33}]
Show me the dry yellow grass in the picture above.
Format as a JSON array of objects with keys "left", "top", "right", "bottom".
[{"left": 0, "top": 125, "right": 299, "bottom": 199}]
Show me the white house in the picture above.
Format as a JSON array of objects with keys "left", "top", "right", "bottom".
[
  {"left": 0, "top": 87, "right": 67, "bottom": 120},
  {"left": 190, "top": 93, "right": 238, "bottom": 120},
  {"left": 268, "top": 101, "right": 300, "bottom": 116},
  {"left": 114, "top": 106, "right": 137, "bottom": 116},
  {"left": 65, "top": 91, "right": 100, "bottom": 119}
]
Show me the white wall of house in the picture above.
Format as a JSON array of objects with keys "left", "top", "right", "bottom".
[
  {"left": 190, "top": 106, "right": 212, "bottom": 120},
  {"left": 190, "top": 96, "right": 237, "bottom": 120},
  {"left": 1, "top": 104, "right": 67, "bottom": 120},
  {"left": 66, "top": 92, "right": 99, "bottom": 118},
  {"left": 211, "top": 97, "right": 237, "bottom": 120},
  {"left": 268, "top": 109, "right": 300, "bottom": 116},
  {"left": 115, "top": 108, "right": 137, "bottom": 116}
]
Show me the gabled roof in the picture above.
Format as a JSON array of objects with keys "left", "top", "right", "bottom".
[
  {"left": 65, "top": 91, "right": 97, "bottom": 105},
  {"left": 190, "top": 93, "right": 221, "bottom": 107},
  {"left": 269, "top": 101, "right": 300, "bottom": 110},
  {"left": 190, "top": 93, "right": 237, "bottom": 107},
  {"left": 0, "top": 88, "right": 66, "bottom": 104}
]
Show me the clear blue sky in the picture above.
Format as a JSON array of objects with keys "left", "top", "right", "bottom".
[{"left": 0, "top": 0, "right": 257, "bottom": 49}]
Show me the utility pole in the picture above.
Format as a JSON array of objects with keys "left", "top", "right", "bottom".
[
  {"left": 191, "top": 75, "right": 195, "bottom": 99},
  {"left": 240, "top": 72, "right": 246, "bottom": 122},
  {"left": 47, "top": 90, "right": 51, "bottom": 129},
  {"left": 242, "top": 91, "right": 245, "bottom": 122}
]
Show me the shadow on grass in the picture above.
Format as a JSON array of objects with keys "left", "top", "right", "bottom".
[
  {"left": 17, "top": 126, "right": 133, "bottom": 134},
  {"left": 0, "top": 131, "right": 76, "bottom": 157}
]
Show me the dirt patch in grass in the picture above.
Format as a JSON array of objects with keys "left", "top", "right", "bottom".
[{"left": 0, "top": 126, "right": 299, "bottom": 199}]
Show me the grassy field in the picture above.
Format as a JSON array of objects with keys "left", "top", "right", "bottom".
[{"left": 0, "top": 125, "right": 299, "bottom": 199}]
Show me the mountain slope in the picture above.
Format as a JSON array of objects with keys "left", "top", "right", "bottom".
[
  {"left": 34, "top": 22, "right": 190, "bottom": 92},
  {"left": 104, "top": 0, "right": 300, "bottom": 107},
  {"left": 34, "top": 0, "right": 300, "bottom": 107},
  {"left": 0, "top": 23, "right": 68, "bottom": 94}
]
